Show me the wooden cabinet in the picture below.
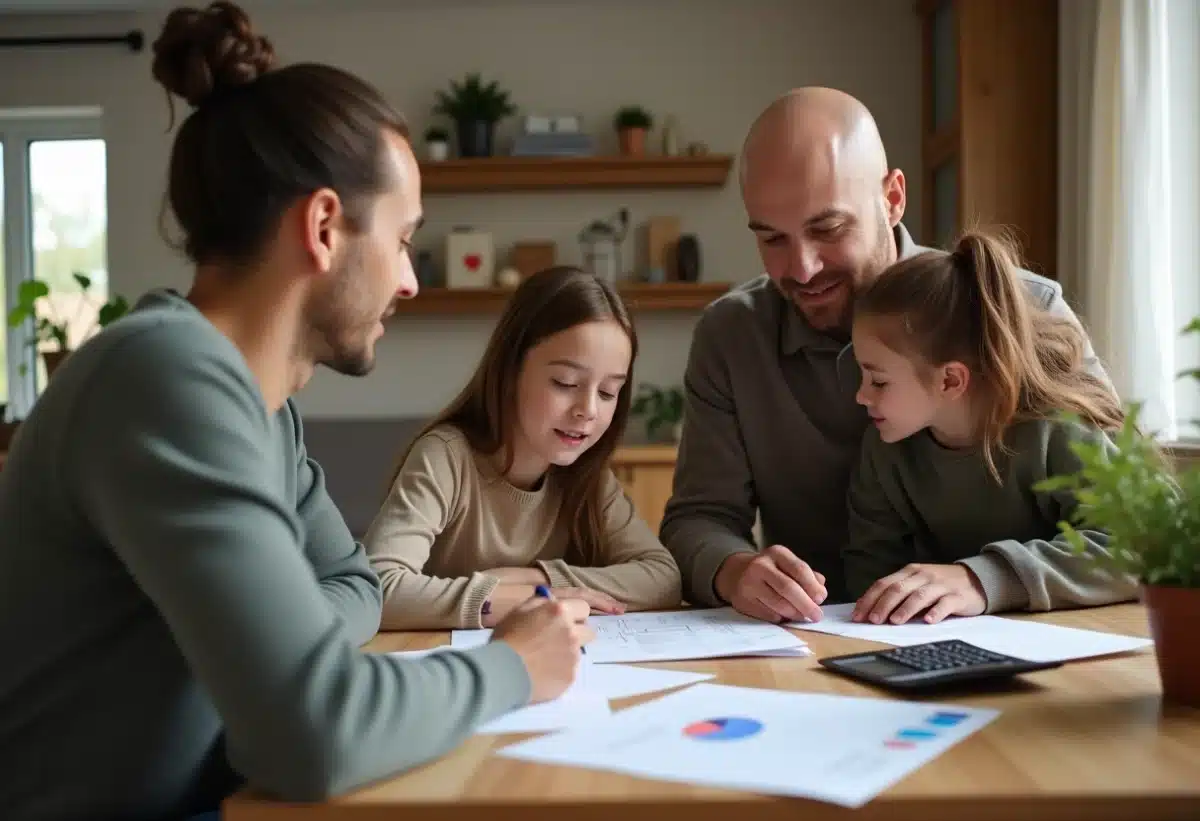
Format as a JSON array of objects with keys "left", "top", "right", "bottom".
[
  {"left": 611, "top": 445, "right": 677, "bottom": 535},
  {"left": 916, "top": 0, "right": 1059, "bottom": 277}
]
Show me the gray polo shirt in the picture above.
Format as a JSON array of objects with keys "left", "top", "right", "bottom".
[{"left": 661, "top": 223, "right": 1106, "bottom": 606}]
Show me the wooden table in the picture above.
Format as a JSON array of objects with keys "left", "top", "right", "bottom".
[{"left": 225, "top": 605, "right": 1200, "bottom": 821}]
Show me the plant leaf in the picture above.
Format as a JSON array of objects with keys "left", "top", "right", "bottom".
[{"left": 18, "top": 279, "right": 49, "bottom": 302}]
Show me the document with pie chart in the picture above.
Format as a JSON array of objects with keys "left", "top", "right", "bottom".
[{"left": 497, "top": 682, "right": 999, "bottom": 807}]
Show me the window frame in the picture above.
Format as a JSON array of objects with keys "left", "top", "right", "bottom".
[{"left": 0, "top": 107, "right": 105, "bottom": 420}]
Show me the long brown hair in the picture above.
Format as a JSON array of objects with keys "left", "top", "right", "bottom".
[
  {"left": 854, "top": 228, "right": 1124, "bottom": 480},
  {"left": 388, "top": 266, "right": 638, "bottom": 564},
  {"left": 151, "top": 1, "right": 409, "bottom": 266}
]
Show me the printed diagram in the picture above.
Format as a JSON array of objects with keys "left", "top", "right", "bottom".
[
  {"left": 578, "top": 609, "right": 807, "bottom": 663},
  {"left": 595, "top": 612, "right": 740, "bottom": 647}
]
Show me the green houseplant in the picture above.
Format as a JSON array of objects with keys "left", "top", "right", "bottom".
[
  {"left": 432, "top": 73, "right": 516, "bottom": 158},
  {"left": 614, "top": 105, "right": 653, "bottom": 156},
  {"left": 7, "top": 273, "right": 130, "bottom": 379},
  {"left": 632, "top": 382, "right": 684, "bottom": 443},
  {"left": 1036, "top": 316, "right": 1200, "bottom": 707}
]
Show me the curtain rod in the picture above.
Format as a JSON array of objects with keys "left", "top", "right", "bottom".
[{"left": 0, "top": 30, "right": 144, "bottom": 52}]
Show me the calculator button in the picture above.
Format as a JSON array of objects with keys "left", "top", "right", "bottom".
[{"left": 885, "top": 641, "right": 1014, "bottom": 672}]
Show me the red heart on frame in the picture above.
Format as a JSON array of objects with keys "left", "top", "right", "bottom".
[{"left": 464, "top": 253, "right": 482, "bottom": 271}]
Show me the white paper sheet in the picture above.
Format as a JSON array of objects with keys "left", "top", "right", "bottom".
[
  {"left": 497, "top": 682, "right": 998, "bottom": 806},
  {"left": 788, "top": 603, "right": 1152, "bottom": 662},
  {"left": 451, "top": 607, "right": 808, "bottom": 664},
  {"left": 387, "top": 649, "right": 714, "bottom": 733},
  {"left": 569, "top": 662, "right": 715, "bottom": 700},
  {"left": 475, "top": 692, "right": 612, "bottom": 735}
]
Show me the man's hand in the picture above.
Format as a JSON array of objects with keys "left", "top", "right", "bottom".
[
  {"left": 713, "top": 545, "right": 827, "bottom": 623},
  {"left": 491, "top": 597, "right": 595, "bottom": 703},
  {"left": 852, "top": 563, "right": 986, "bottom": 625}
]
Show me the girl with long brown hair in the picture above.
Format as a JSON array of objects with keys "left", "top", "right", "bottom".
[
  {"left": 364, "top": 266, "right": 681, "bottom": 629},
  {"left": 843, "top": 229, "right": 1138, "bottom": 626}
]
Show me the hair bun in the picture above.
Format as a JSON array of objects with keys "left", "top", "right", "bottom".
[{"left": 151, "top": 1, "right": 276, "bottom": 108}]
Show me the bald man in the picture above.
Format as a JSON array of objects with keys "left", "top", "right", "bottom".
[{"left": 660, "top": 88, "right": 1105, "bottom": 623}]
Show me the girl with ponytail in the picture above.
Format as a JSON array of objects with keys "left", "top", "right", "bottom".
[{"left": 843, "top": 228, "right": 1138, "bottom": 625}]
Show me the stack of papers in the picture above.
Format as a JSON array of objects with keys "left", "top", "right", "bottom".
[
  {"left": 787, "top": 603, "right": 1152, "bottom": 662},
  {"left": 386, "top": 603, "right": 1151, "bottom": 805},
  {"left": 390, "top": 607, "right": 809, "bottom": 735},
  {"left": 497, "top": 682, "right": 998, "bottom": 807},
  {"left": 451, "top": 607, "right": 811, "bottom": 664},
  {"left": 388, "top": 647, "right": 715, "bottom": 734}
]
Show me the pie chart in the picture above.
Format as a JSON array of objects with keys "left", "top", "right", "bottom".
[{"left": 682, "top": 716, "right": 764, "bottom": 741}]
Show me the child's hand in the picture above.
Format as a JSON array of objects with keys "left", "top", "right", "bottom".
[
  {"left": 482, "top": 583, "right": 624, "bottom": 627},
  {"left": 553, "top": 587, "right": 625, "bottom": 616},
  {"left": 851, "top": 563, "right": 986, "bottom": 625}
]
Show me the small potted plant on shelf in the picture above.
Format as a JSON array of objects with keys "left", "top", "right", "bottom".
[
  {"left": 614, "top": 105, "right": 653, "bottom": 156},
  {"left": 631, "top": 382, "right": 684, "bottom": 443},
  {"left": 433, "top": 72, "right": 517, "bottom": 159},
  {"left": 1036, "top": 316, "right": 1200, "bottom": 708},
  {"left": 424, "top": 125, "right": 450, "bottom": 161},
  {"left": 7, "top": 273, "right": 130, "bottom": 380}
]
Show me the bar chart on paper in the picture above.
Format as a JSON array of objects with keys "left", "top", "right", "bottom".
[
  {"left": 450, "top": 607, "right": 809, "bottom": 664},
  {"left": 498, "top": 683, "right": 999, "bottom": 807}
]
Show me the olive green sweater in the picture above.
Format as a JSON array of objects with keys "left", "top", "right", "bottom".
[
  {"left": 0, "top": 290, "right": 530, "bottom": 821},
  {"left": 845, "top": 418, "right": 1139, "bottom": 611}
]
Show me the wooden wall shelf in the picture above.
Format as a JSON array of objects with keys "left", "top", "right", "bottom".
[
  {"left": 418, "top": 155, "right": 733, "bottom": 193},
  {"left": 392, "top": 282, "right": 730, "bottom": 316}
]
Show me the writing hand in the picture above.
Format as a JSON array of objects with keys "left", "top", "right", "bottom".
[{"left": 714, "top": 545, "right": 827, "bottom": 623}]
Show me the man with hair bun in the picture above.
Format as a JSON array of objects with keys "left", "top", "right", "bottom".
[{"left": 0, "top": 3, "right": 592, "bottom": 820}]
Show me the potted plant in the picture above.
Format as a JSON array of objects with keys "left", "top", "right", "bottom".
[
  {"left": 432, "top": 72, "right": 516, "bottom": 158},
  {"left": 631, "top": 382, "right": 684, "bottom": 443},
  {"left": 7, "top": 273, "right": 130, "bottom": 379},
  {"left": 614, "top": 105, "right": 653, "bottom": 156},
  {"left": 1036, "top": 316, "right": 1200, "bottom": 708},
  {"left": 424, "top": 125, "right": 450, "bottom": 161}
]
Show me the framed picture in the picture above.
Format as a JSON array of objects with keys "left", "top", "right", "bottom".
[{"left": 445, "top": 229, "right": 494, "bottom": 289}]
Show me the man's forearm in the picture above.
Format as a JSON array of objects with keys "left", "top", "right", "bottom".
[
  {"left": 320, "top": 573, "right": 382, "bottom": 646},
  {"left": 661, "top": 515, "right": 756, "bottom": 606}
]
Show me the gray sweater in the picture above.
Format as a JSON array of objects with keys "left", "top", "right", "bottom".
[
  {"left": 0, "top": 290, "right": 531, "bottom": 821},
  {"left": 661, "top": 223, "right": 1110, "bottom": 607},
  {"left": 844, "top": 418, "right": 1140, "bottom": 611}
]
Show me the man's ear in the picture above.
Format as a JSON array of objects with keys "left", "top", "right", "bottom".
[
  {"left": 300, "top": 188, "right": 344, "bottom": 275},
  {"left": 939, "top": 361, "right": 971, "bottom": 400},
  {"left": 883, "top": 168, "right": 906, "bottom": 226}
]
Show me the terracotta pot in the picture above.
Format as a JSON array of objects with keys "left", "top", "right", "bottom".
[
  {"left": 618, "top": 127, "right": 647, "bottom": 156},
  {"left": 1143, "top": 583, "right": 1200, "bottom": 708},
  {"left": 43, "top": 349, "right": 70, "bottom": 380}
]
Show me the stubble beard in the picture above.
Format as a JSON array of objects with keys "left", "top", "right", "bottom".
[{"left": 306, "top": 244, "right": 378, "bottom": 378}]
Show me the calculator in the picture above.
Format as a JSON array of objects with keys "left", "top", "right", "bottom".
[{"left": 819, "top": 639, "right": 1063, "bottom": 692}]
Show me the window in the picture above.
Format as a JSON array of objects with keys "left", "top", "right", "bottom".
[{"left": 0, "top": 109, "right": 108, "bottom": 421}]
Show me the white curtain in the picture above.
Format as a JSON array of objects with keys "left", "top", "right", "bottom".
[{"left": 1060, "top": 0, "right": 1200, "bottom": 441}]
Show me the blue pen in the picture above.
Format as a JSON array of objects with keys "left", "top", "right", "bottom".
[{"left": 535, "top": 584, "right": 586, "bottom": 654}]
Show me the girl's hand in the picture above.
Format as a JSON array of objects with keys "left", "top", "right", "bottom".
[
  {"left": 553, "top": 587, "right": 625, "bottom": 616},
  {"left": 482, "top": 583, "right": 625, "bottom": 627},
  {"left": 851, "top": 563, "right": 987, "bottom": 625}
]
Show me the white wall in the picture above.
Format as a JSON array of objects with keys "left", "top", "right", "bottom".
[{"left": 0, "top": 0, "right": 922, "bottom": 418}]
